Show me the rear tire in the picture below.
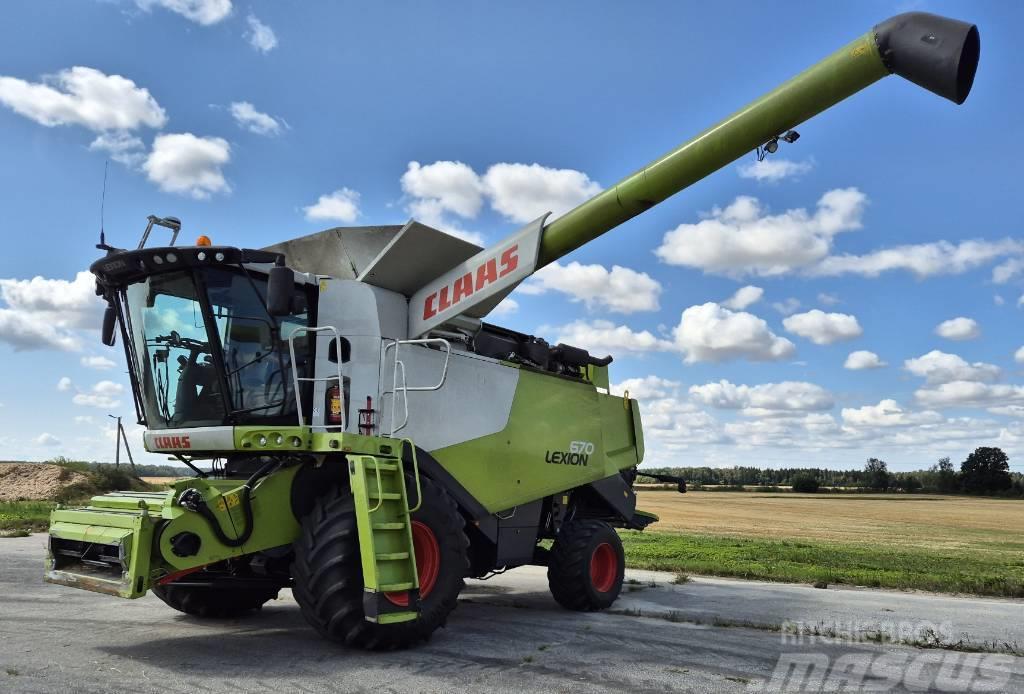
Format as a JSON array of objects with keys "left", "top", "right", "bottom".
[
  {"left": 547, "top": 519, "right": 624, "bottom": 611},
  {"left": 291, "top": 475, "right": 468, "bottom": 649},
  {"left": 152, "top": 579, "right": 279, "bottom": 618}
]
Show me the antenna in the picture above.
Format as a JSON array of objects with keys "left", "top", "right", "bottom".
[{"left": 97, "top": 160, "right": 111, "bottom": 250}]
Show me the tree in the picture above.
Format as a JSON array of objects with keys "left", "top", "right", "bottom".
[
  {"left": 960, "top": 447, "right": 1012, "bottom": 494},
  {"left": 790, "top": 474, "right": 820, "bottom": 493},
  {"left": 930, "top": 456, "right": 959, "bottom": 493},
  {"left": 864, "top": 458, "right": 889, "bottom": 491}
]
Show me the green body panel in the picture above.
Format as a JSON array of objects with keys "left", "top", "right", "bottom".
[
  {"left": 537, "top": 33, "right": 887, "bottom": 267},
  {"left": 234, "top": 425, "right": 401, "bottom": 456},
  {"left": 431, "top": 368, "right": 640, "bottom": 512}
]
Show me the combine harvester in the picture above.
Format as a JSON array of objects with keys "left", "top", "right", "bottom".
[{"left": 47, "top": 13, "right": 979, "bottom": 648}]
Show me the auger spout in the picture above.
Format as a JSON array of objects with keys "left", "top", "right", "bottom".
[{"left": 535, "top": 12, "right": 979, "bottom": 268}]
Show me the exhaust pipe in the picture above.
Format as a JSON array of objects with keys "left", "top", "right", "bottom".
[
  {"left": 874, "top": 12, "right": 980, "bottom": 105},
  {"left": 536, "top": 12, "right": 981, "bottom": 268}
]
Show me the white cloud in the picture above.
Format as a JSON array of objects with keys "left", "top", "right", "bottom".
[
  {"left": 655, "top": 188, "right": 866, "bottom": 277},
  {"left": 992, "top": 258, "right": 1024, "bottom": 284},
  {"left": 229, "top": 101, "right": 283, "bottom": 136},
  {"left": 406, "top": 198, "right": 485, "bottom": 245},
  {"left": 73, "top": 415, "right": 95, "bottom": 425},
  {"left": 818, "top": 292, "right": 840, "bottom": 306},
  {"left": 689, "top": 380, "right": 833, "bottom": 416},
  {"left": 490, "top": 297, "right": 518, "bottom": 317},
  {"left": 303, "top": 188, "right": 361, "bottom": 223},
  {"left": 0, "top": 271, "right": 101, "bottom": 351},
  {"left": 772, "top": 298, "right": 802, "bottom": 316},
  {"left": 844, "top": 350, "right": 886, "bottom": 370},
  {"left": 144, "top": 133, "right": 231, "bottom": 199},
  {"left": 0, "top": 66, "right": 166, "bottom": 132},
  {"left": 545, "top": 319, "right": 672, "bottom": 356},
  {"left": 783, "top": 310, "right": 862, "bottom": 345},
  {"left": 673, "top": 302, "right": 794, "bottom": 363},
  {"left": 35, "top": 432, "right": 61, "bottom": 446},
  {"left": 245, "top": 14, "right": 278, "bottom": 53},
  {"left": 521, "top": 261, "right": 661, "bottom": 314},
  {"left": 57, "top": 377, "right": 73, "bottom": 392},
  {"left": 722, "top": 285, "right": 763, "bottom": 310},
  {"left": 935, "top": 317, "right": 980, "bottom": 341},
  {"left": 737, "top": 158, "right": 814, "bottom": 182},
  {"left": 89, "top": 131, "right": 146, "bottom": 167},
  {"left": 134, "top": 0, "right": 232, "bottom": 25},
  {"left": 842, "top": 399, "right": 942, "bottom": 428},
  {"left": 482, "top": 163, "right": 601, "bottom": 223},
  {"left": 814, "top": 239, "right": 1024, "bottom": 278},
  {"left": 915, "top": 381, "right": 1024, "bottom": 409},
  {"left": 904, "top": 350, "right": 999, "bottom": 384},
  {"left": 401, "top": 161, "right": 483, "bottom": 219},
  {"left": 611, "top": 376, "right": 681, "bottom": 400},
  {"left": 72, "top": 380, "right": 124, "bottom": 409},
  {"left": 1016, "top": 346, "right": 1024, "bottom": 364},
  {"left": 81, "top": 355, "right": 117, "bottom": 370},
  {"left": 995, "top": 294, "right": 1006, "bottom": 306}
]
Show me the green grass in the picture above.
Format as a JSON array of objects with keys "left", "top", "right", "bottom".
[
  {"left": 620, "top": 530, "right": 1024, "bottom": 598},
  {"left": 0, "top": 500, "right": 55, "bottom": 534}
]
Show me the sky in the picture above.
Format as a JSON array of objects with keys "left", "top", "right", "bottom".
[{"left": 0, "top": 0, "right": 1021, "bottom": 471}]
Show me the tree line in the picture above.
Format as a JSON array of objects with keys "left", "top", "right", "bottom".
[{"left": 639, "top": 447, "right": 1023, "bottom": 496}]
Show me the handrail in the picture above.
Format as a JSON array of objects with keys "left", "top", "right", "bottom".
[
  {"left": 287, "top": 325, "right": 346, "bottom": 430},
  {"left": 382, "top": 338, "right": 452, "bottom": 437},
  {"left": 402, "top": 439, "right": 423, "bottom": 513}
]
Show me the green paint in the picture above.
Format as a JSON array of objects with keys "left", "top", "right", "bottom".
[
  {"left": 537, "top": 33, "right": 888, "bottom": 267},
  {"left": 431, "top": 369, "right": 640, "bottom": 512}
]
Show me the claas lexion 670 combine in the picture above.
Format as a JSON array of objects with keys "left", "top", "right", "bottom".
[{"left": 46, "top": 13, "right": 978, "bottom": 648}]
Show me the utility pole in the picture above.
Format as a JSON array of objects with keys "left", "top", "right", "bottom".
[{"left": 108, "top": 415, "right": 137, "bottom": 474}]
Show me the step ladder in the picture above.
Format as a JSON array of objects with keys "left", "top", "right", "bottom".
[{"left": 347, "top": 445, "right": 423, "bottom": 624}]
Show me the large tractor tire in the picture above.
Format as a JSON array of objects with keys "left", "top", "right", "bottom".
[
  {"left": 291, "top": 475, "right": 469, "bottom": 650},
  {"left": 152, "top": 580, "right": 280, "bottom": 618},
  {"left": 547, "top": 519, "right": 625, "bottom": 611}
]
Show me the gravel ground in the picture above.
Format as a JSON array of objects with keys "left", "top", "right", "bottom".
[{"left": 2, "top": 533, "right": 1022, "bottom": 693}]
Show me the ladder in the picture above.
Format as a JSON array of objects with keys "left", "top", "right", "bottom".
[{"left": 347, "top": 443, "right": 423, "bottom": 624}]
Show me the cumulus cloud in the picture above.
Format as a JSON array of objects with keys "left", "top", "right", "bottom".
[
  {"left": 521, "top": 261, "right": 661, "bottom": 314},
  {"left": 303, "top": 188, "right": 361, "bottom": 223},
  {"left": 689, "top": 380, "right": 833, "bottom": 416},
  {"left": 673, "top": 302, "right": 794, "bottom": 363},
  {"left": 144, "top": 133, "right": 231, "bottom": 198},
  {"left": 992, "top": 258, "right": 1024, "bottom": 284},
  {"left": 230, "top": 101, "right": 283, "bottom": 135},
  {"left": 814, "top": 239, "right": 1024, "bottom": 278},
  {"left": 545, "top": 319, "right": 672, "bottom": 356},
  {"left": 611, "top": 376, "right": 681, "bottom": 400},
  {"left": 737, "top": 158, "right": 814, "bottom": 182},
  {"left": 844, "top": 350, "right": 886, "bottom": 370},
  {"left": 490, "top": 297, "right": 518, "bottom": 316},
  {"left": 904, "top": 350, "right": 999, "bottom": 385},
  {"left": 722, "top": 285, "right": 763, "bottom": 310},
  {"left": 401, "top": 161, "right": 484, "bottom": 219},
  {"left": 916, "top": 381, "right": 1024, "bottom": 409},
  {"left": 655, "top": 188, "right": 866, "bottom": 277},
  {"left": 482, "top": 163, "right": 601, "bottom": 223},
  {"left": 0, "top": 66, "right": 167, "bottom": 131},
  {"left": 89, "top": 131, "right": 146, "bottom": 167},
  {"left": 35, "top": 432, "right": 61, "bottom": 446},
  {"left": 1016, "top": 346, "right": 1024, "bottom": 364},
  {"left": 772, "top": 298, "right": 802, "bottom": 316},
  {"left": 72, "top": 380, "right": 124, "bottom": 409},
  {"left": 0, "top": 271, "right": 102, "bottom": 351},
  {"left": 783, "top": 310, "right": 862, "bottom": 345},
  {"left": 81, "top": 355, "right": 117, "bottom": 370},
  {"left": 842, "top": 399, "right": 942, "bottom": 428},
  {"left": 245, "top": 14, "right": 278, "bottom": 52},
  {"left": 134, "top": 0, "right": 232, "bottom": 25},
  {"left": 57, "top": 377, "right": 73, "bottom": 392},
  {"left": 935, "top": 317, "right": 980, "bottom": 341}
]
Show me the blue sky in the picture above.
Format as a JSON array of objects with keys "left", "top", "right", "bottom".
[{"left": 0, "top": 0, "right": 1021, "bottom": 471}]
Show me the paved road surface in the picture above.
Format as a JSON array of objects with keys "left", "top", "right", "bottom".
[{"left": 1, "top": 534, "right": 1021, "bottom": 693}]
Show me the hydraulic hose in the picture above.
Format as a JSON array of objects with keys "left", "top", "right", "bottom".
[{"left": 180, "top": 458, "right": 282, "bottom": 548}]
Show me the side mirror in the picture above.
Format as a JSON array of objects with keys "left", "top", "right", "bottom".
[
  {"left": 267, "top": 263, "right": 295, "bottom": 317},
  {"left": 101, "top": 303, "right": 117, "bottom": 346}
]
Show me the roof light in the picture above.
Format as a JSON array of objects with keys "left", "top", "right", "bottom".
[{"left": 196, "top": 235, "right": 212, "bottom": 247}]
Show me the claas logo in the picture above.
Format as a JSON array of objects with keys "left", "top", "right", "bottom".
[
  {"left": 152, "top": 435, "right": 191, "bottom": 449},
  {"left": 422, "top": 245, "right": 518, "bottom": 320}
]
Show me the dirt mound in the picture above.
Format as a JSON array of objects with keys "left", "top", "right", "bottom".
[{"left": 0, "top": 464, "right": 90, "bottom": 502}]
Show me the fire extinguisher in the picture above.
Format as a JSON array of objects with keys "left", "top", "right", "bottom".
[{"left": 326, "top": 383, "right": 342, "bottom": 426}]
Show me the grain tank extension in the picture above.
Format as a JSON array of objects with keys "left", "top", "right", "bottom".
[{"left": 46, "top": 13, "right": 979, "bottom": 648}]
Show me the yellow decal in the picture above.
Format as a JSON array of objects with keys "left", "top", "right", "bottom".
[
  {"left": 851, "top": 44, "right": 869, "bottom": 58},
  {"left": 224, "top": 493, "right": 241, "bottom": 509}
]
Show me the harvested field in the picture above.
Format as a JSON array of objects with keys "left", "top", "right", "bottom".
[{"left": 0, "top": 464, "right": 89, "bottom": 502}]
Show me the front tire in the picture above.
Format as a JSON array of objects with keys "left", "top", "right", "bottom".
[
  {"left": 291, "top": 475, "right": 469, "bottom": 649},
  {"left": 547, "top": 519, "right": 624, "bottom": 611},
  {"left": 152, "top": 578, "right": 279, "bottom": 618}
]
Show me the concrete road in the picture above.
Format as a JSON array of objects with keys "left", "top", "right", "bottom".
[{"left": 1, "top": 534, "right": 1021, "bottom": 693}]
